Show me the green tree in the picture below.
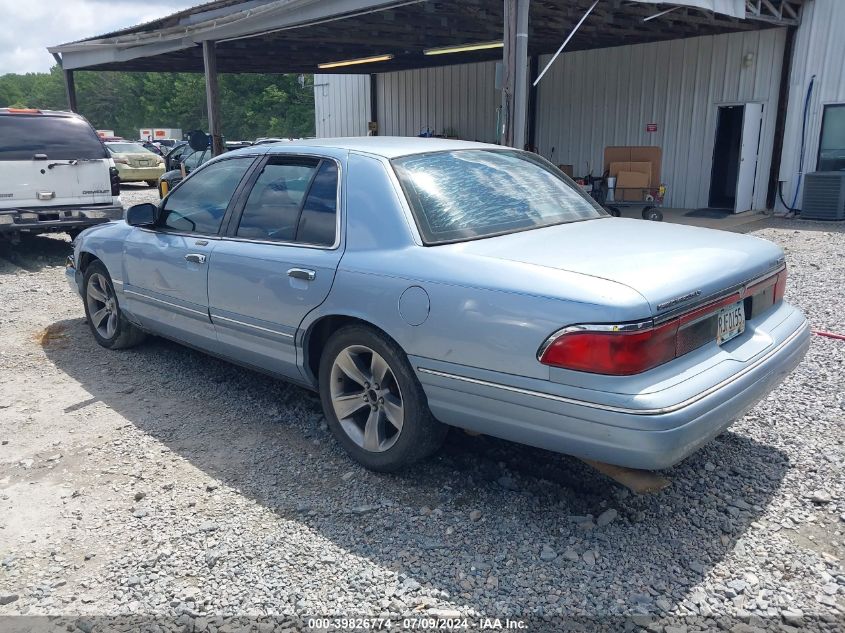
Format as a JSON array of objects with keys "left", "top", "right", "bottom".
[{"left": 0, "top": 65, "right": 315, "bottom": 141}]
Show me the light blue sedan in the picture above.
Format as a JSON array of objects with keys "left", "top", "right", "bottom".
[{"left": 67, "top": 138, "right": 810, "bottom": 472}]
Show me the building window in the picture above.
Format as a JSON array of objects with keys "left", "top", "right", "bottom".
[{"left": 818, "top": 104, "right": 845, "bottom": 171}]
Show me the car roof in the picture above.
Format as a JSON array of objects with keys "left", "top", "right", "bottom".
[
  {"left": 0, "top": 108, "right": 82, "bottom": 118},
  {"left": 265, "top": 136, "right": 500, "bottom": 159}
]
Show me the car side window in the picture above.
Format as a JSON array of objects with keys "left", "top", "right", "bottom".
[
  {"left": 236, "top": 157, "right": 320, "bottom": 242},
  {"left": 159, "top": 158, "right": 253, "bottom": 234},
  {"left": 182, "top": 149, "right": 206, "bottom": 172},
  {"left": 296, "top": 161, "right": 339, "bottom": 246}
]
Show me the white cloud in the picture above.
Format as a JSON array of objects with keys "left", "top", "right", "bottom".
[{"left": 0, "top": 0, "right": 200, "bottom": 75}]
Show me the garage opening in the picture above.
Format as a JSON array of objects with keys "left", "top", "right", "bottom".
[{"left": 709, "top": 105, "right": 745, "bottom": 209}]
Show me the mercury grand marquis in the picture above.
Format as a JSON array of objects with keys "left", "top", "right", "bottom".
[{"left": 66, "top": 137, "right": 810, "bottom": 472}]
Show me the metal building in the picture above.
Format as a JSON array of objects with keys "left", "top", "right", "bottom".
[
  {"left": 313, "top": 0, "right": 844, "bottom": 213},
  {"left": 48, "top": 0, "right": 832, "bottom": 213}
]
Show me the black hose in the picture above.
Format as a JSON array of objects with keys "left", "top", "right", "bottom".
[{"left": 778, "top": 181, "right": 799, "bottom": 214}]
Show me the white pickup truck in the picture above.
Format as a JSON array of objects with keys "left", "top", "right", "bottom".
[{"left": 0, "top": 108, "right": 124, "bottom": 242}]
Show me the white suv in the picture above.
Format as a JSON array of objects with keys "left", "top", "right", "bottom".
[{"left": 0, "top": 108, "right": 123, "bottom": 241}]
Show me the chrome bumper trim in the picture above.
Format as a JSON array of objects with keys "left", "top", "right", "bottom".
[{"left": 418, "top": 321, "right": 808, "bottom": 417}]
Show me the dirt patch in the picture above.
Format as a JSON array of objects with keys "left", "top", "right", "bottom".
[{"left": 35, "top": 323, "right": 69, "bottom": 348}]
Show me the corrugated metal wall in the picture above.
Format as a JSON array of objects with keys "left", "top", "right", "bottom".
[
  {"left": 376, "top": 61, "right": 500, "bottom": 142},
  {"left": 314, "top": 74, "right": 371, "bottom": 137},
  {"left": 777, "top": 0, "right": 845, "bottom": 211},
  {"left": 535, "top": 28, "right": 786, "bottom": 209}
]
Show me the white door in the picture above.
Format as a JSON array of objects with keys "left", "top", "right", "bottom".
[{"left": 735, "top": 103, "right": 764, "bottom": 213}]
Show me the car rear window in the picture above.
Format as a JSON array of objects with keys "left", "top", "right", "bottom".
[
  {"left": 0, "top": 114, "right": 108, "bottom": 161},
  {"left": 106, "top": 143, "right": 153, "bottom": 154},
  {"left": 392, "top": 149, "right": 607, "bottom": 244}
]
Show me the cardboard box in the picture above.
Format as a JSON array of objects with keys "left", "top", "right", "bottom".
[
  {"left": 615, "top": 170, "right": 650, "bottom": 201},
  {"left": 604, "top": 146, "right": 662, "bottom": 188},
  {"left": 557, "top": 164, "right": 574, "bottom": 178},
  {"left": 609, "top": 161, "right": 652, "bottom": 183}
]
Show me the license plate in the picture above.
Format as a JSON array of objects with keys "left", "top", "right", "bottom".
[
  {"left": 138, "top": 160, "right": 149, "bottom": 166},
  {"left": 717, "top": 300, "right": 745, "bottom": 345}
]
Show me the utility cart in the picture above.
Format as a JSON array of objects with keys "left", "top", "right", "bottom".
[{"left": 589, "top": 180, "right": 666, "bottom": 222}]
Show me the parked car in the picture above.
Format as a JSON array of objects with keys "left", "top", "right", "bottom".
[
  {"left": 253, "top": 137, "right": 289, "bottom": 145},
  {"left": 0, "top": 107, "right": 123, "bottom": 241},
  {"left": 67, "top": 138, "right": 810, "bottom": 472},
  {"left": 138, "top": 141, "right": 164, "bottom": 156},
  {"left": 225, "top": 140, "right": 253, "bottom": 150},
  {"left": 105, "top": 141, "right": 165, "bottom": 187},
  {"left": 163, "top": 141, "right": 190, "bottom": 172},
  {"left": 157, "top": 147, "right": 211, "bottom": 197}
]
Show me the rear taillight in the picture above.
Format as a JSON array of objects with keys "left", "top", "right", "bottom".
[
  {"left": 109, "top": 167, "right": 121, "bottom": 196},
  {"left": 774, "top": 268, "right": 787, "bottom": 303},
  {"left": 539, "top": 268, "right": 786, "bottom": 376},
  {"left": 113, "top": 157, "right": 129, "bottom": 165},
  {"left": 539, "top": 321, "right": 678, "bottom": 376}
]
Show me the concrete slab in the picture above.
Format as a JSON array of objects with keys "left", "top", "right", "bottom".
[{"left": 614, "top": 206, "right": 770, "bottom": 233}]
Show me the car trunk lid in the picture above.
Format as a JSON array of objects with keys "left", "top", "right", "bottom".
[{"left": 447, "top": 217, "right": 785, "bottom": 316}]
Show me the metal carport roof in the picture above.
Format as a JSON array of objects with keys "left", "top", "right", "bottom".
[{"left": 49, "top": 0, "right": 803, "bottom": 75}]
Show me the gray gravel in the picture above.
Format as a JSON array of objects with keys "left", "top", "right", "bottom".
[{"left": 0, "top": 217, "right": 843, "bottom": 631}]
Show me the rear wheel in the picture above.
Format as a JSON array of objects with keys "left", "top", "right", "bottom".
[
  {"left": 82, "top": 260, "right": 146, "bottom": 349},
  {"left": 642, "top": 206, "right": 663, "bottom": 221},
  {"left": 319, "top": 325, "right": 447, "bottom": 471}
]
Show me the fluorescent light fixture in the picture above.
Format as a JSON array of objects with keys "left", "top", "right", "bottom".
[
  {"left": 424, "top": 41, "right": 503, "bottom": 56},
  {"left": 318, "top": 54, "right": 393, "bottom": 69}
]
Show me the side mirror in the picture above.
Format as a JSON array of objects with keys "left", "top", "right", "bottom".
[{"left": 126, "top": 203, "right": 157, "bottom": 227}]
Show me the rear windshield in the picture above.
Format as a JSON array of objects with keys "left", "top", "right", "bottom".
[
  {"left": 0, "top": 114, "right": 108, "bottom": 161},
  {"left": 107, "top": 142, "right": 153, "bottom": 154},
  {"left": 392, "top": 149, "right": 606, "bottom": 244}
]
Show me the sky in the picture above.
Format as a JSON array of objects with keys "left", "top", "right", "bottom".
[{"left": 0, "top": 0, "right": 200, "bottom": 75}]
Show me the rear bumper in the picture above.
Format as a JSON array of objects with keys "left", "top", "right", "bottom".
[
  {"left": 0, "top": 205, "right": 123, "bottom": 233},
  {"left": 115, "top": 164, "right": 165, "bottom": 182},
  {"left": 413, "top": 308, "right": 811, "bottom": 470}
]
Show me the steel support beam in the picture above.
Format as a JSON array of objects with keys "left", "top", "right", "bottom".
[
  {"left": 501, "top": 0, "right": 530, "bottom": 149},
  {"left": 369, "top": 73, "right": 378, "bottom": 135},
  {"left": 202, "top": 40, "right": 224, "bottom": 157},
  {"left": 63, "top": 69, "right": 78, "bottom": 113}
]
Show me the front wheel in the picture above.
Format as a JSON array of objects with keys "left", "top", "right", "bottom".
[
  {"left": 82, "top": 261, "right": 146, "bottom": 349},
  {"left": 319, "top": 325, "right": 447, "bottom": 471}
]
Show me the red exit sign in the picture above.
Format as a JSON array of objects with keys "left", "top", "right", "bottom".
[{"left": 646, "top": 123, "right": 658, "bottom": 132}]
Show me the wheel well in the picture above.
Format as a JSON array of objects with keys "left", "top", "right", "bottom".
[
  {"left": 77, "top": 252, "right": 100, "bottom": 274},
  {"left": 304, "top": 315, "right": 389, "bottom": 385}
]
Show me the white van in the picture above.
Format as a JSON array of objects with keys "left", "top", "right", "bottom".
[{"left": 0, "top": 108, "right": 123, "bottom": 241}]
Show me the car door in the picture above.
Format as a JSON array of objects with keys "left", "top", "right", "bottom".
[
  {"left": 207, "top": 153, "right": 343, "bottom": 380},
  {"left": 122, "top": 156, "right": 257, "bottom": 352}
]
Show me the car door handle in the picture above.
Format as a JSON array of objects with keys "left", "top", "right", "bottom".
[
  {"left": 288, "top": 268, "right": 316, "bottom": 281},
  {"left": 185, "top": 253, "right": 207, "bottom": 264}
]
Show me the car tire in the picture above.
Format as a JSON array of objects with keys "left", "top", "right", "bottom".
[
  {"left": 319, "top": 324, "right": 447, "bottom": 472},
  {"left": 82, "top": 260, "right": 146, "bottom": 350},
  {"left": 146, "top": 180, "right": 158, "bottom": 188}
]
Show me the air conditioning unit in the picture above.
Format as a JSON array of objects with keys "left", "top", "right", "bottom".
[{"left": 801, "top": 172, "right": 845, "bottom": 220}]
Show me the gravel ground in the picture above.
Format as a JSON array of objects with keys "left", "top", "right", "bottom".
[{"left": 0, "top": 211, "right": 843, "bottom": 632}]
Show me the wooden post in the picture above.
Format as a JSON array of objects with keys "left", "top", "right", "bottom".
[
  {"left": 501, "top": 0, "right": 530, "bottom": 149},
  {"left": 202, "top": 40, "right": 224, "bottom": 157},
  {"left": 63, "top": 69, "right": 78, "bottom": 113}
]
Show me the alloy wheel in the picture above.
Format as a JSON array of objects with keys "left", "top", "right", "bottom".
[
  {"left": 85, "top": 272, "right": 118, "bottom": 339},
  {"left": 329, "top": 345, "right": 405, "bottom": 452}
]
